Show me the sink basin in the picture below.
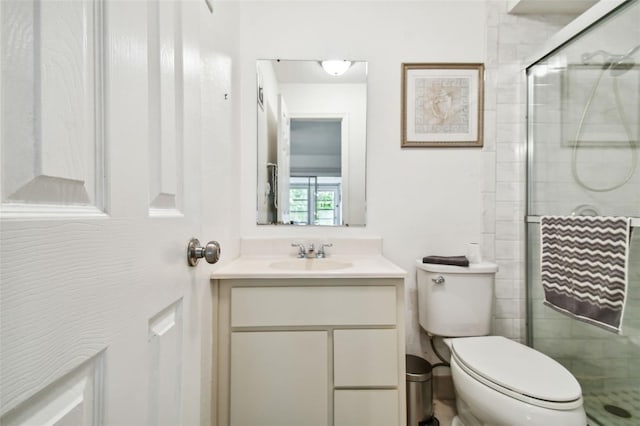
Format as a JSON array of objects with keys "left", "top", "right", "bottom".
[{"left": 269, "top": 259, "right": 353, "bottom": 271}]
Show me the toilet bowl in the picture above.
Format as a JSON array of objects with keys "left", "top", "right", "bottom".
[
  {"left": 416, "top": 260, "right": 587, "bottom": 426},
  {"left": 447, "top": 336, "right": 586, "bottom": 426}
]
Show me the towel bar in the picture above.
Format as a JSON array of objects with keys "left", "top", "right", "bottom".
[{"left": 526, "top": 216, "right": 640, "bottom": 227}]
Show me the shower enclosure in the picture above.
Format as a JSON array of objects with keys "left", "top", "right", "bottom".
[{"left": 526, "top": 1, "right": 640, "bottom": 425}]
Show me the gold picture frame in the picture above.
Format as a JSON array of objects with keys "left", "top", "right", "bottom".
[{"left": 401, "top": 63, "right": 484, "bottom": 148}]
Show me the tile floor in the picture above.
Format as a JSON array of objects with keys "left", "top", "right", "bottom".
[
  {"left": 432, "top": 375, "right": 456, "bottom": 425},
  {"left": 432, "top": 390, "right": 640, "bottom": 426},
  {"left": 433, "top": 398, "right": 456, "bottom": 425},
  {"left": 584, "top": 387, "right": 640, "bottom": 426}
]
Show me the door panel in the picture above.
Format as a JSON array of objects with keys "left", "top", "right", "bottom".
[
  {"left": 0, "top": 0, "right": 213, "bottom": 424},
  {"left": 149, "top": 300, "right": 183, "bottom": 426},
  {"left": 1, "top": 0, "right": 103, "bottom": 211},
  {"left": 148, "top": 0, "right": 183, "bottom": 214},
  {"left": 1, "top": 355, "right": 104, "bottom": 426}
]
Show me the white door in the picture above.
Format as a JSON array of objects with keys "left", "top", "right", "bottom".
[
  {"left": 1, "top": 1, "right": 219, "bottom": 425},
  {"left": 276, "top": 95, "right": 290, "bottom": 224}
]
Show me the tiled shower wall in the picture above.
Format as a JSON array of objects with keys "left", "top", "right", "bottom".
[
  {"left": 483, "top": 1, "right": 574, "bottom": 342},
  {"left": 529, "top": 62, "right": 640, "bottom": 217}
]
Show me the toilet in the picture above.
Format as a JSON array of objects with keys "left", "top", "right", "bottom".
[{"left": 416, "top": 260, "right": 587, "bottom": 426}]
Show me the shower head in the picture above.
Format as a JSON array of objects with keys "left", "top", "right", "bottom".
[
  {"left": 609, "top": 44, "right": 639, "bottom": 77},
  {"left": 581, "top": 44, "right": 640, "bottom": 77},
  {"left": 609, "top": 57, "right": 635, "bottom": 76}
]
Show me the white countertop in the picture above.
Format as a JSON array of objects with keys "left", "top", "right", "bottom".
[{"left": 210, "top": 255, "right": 407, "bottom": 279}]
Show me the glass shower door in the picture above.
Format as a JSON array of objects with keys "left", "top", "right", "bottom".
[{"left": 526, "top": 1, "right": 640, "bottom": 424}]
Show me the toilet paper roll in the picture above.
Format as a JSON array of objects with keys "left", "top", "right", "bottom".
[{"left": 467, "top": 242, "right": 482, "bottom": 264}]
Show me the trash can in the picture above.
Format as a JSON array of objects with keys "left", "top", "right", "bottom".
[{"left": 406, "top": 354, "right": 438, "bottom": 426}]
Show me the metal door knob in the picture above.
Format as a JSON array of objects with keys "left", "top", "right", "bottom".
[{"left": 187, "top": 238, "right": 221, "bottom": 266}]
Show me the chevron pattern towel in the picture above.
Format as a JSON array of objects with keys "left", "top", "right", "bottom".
[{"left": 540, "top": 215, "right": 631, "bottom": 334}]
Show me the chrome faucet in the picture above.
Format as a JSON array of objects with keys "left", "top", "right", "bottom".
[
  {"left": 291, "top": 243, "right": 306, "bottom": 258},
  {"left": 317, "top": 243, "right": 333, "bottom": 258},
  {"left": 291, "top": 242, "right": 330, "bottom": 258},
  {"left": 306, "top": 243, "right": 316, "bottom": 258}
]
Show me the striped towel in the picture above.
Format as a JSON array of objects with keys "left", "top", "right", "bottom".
[{"left": 540, "top": 216, "right": 631, "bottom": 334}]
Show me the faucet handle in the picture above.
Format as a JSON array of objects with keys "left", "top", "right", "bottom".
[
  {"left": 291, "top": 243, "right": 306, "bottom": 258},
  {"left": 317, "top": 243, "right": 333, "bottom": 258}
]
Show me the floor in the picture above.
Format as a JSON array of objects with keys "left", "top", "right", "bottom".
[
  {"left": 432, "top": 375, "right": 456, "bottom": 425},
  {"left": 432, "top": 388, "right": 640, "bottom": 426},
  {"left": 433, "top": 398, "right": 456, "bottom": 425},
  {"left": 584, "top": 388, "right": 640, "bottom": 426}
]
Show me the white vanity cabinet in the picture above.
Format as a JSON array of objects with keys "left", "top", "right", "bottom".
[{"left": 214, "top": 278, "right": 406, "bottom": 426}]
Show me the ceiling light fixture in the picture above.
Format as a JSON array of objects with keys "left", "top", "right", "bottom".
[{"left": 320, "top": 60, "right": 352, "bottom": 76}]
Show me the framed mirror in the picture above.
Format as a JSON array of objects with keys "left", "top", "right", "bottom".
[{"left": 256, "top": 59, "right": 367, "bottom": 226}]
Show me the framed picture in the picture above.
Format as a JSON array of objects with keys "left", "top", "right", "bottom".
[{"left": 401, "top": 63, "right": 484, "bottom": 147}]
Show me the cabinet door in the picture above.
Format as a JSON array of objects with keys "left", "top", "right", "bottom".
[{"left": 230, "top": 331, "right": 328, "bottom": 426}]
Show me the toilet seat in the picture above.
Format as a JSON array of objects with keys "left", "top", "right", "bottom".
[{"left": 450, "top": 336, "right": 583, "bottom": 410}]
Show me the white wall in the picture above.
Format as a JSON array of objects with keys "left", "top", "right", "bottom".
[
  {"left": 210, "top": 0, "right": 579, "bottom": 367},
  {"left": 225, "top": 0, "right": 488, "bottom": 358},
  {"left": 485, "top": 1, "right": 576, "bottom": 344}
]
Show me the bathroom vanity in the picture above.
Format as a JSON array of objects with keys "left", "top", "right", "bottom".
[{"left": 211, "top": 239, "right": 406, "bottom": 426}]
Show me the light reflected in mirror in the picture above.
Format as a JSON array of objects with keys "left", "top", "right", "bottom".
[{"left": 256, "top": 59, "right": 367, "bottom": 226}]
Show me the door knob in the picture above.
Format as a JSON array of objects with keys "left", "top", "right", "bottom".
[{"left": 187, "top": 238, "right": 221, "bottom": 266}]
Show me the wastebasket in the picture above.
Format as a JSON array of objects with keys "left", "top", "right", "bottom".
[{"left": 406, "top": 354, "right": 438, "bottom": 426}]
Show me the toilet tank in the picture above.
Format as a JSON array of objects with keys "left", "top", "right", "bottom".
[{"left": 416, "top": 260, "right": 499, "bottom": 337}]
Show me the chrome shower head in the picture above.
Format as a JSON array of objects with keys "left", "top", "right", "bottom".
[
  {"left": 609, "top": 44, "right": 640, "bottom": 77},
  {"left": 581, "top": 44, "right": 639, "bottom": 77},
  {"left": 609, "top": 57, "right": 635, "bottom": 77}
]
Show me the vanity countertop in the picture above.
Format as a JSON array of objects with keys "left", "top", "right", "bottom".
[{"left": 210, "top": 255, "right": 407, "bottom": 280}]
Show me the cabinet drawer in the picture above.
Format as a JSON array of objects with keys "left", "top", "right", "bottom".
[
  {"left": 334, "top": 329, "right": 399, "bottom": 387},
  {"left": 231, "top": 286, "right": 396, "bottom": 327},
  {"left": 334, "top": 390, "right": 399, "bottom": 426}
]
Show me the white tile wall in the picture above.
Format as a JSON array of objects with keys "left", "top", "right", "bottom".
[
  {"left": 528, "top": 58, "right": 640, "bottom": 218},
  {"left": 485, "top": 0, "right": 574, "bottom": 341}
]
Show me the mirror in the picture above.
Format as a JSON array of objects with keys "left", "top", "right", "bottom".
[{"left": 256, "top": 59, "right": 367, "bottom": 226}]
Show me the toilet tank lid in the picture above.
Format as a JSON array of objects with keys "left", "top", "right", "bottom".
[{"left": 415, "top": 259, "right": 498, "bottom": 274}]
